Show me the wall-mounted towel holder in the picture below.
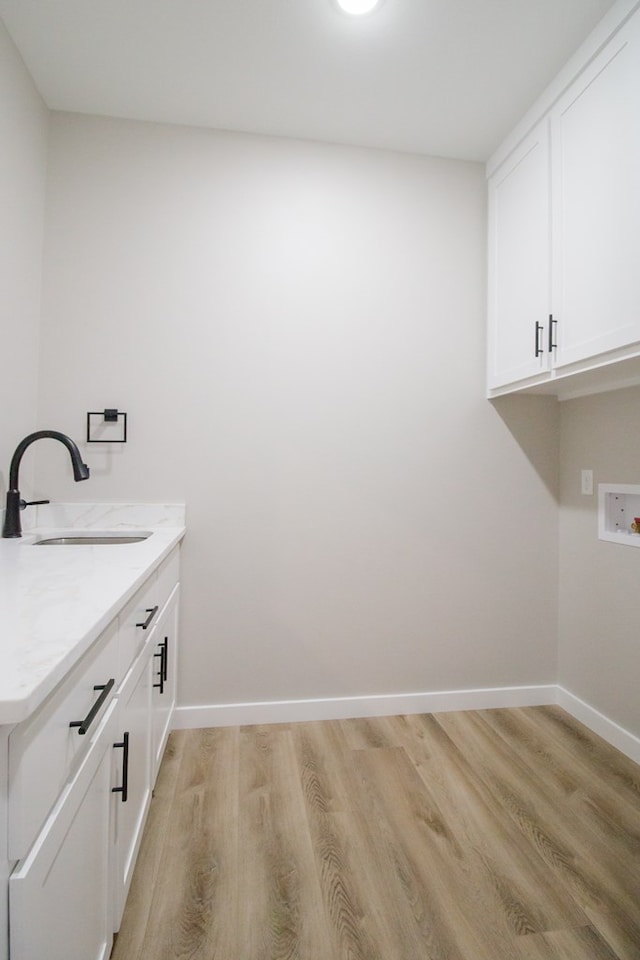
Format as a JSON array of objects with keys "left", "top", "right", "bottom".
[{"left": 86, "top": 409, "right": 128, "bottom": 443}]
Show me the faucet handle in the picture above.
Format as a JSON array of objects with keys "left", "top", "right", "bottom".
[{"left": 20, "top": 499, "right": 51, "bottom": 511}]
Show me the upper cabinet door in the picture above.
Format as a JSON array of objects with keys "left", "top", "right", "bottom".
[
  {"left": 487, "top": 119, "right": 551, "bottom": 390},
  {"left": 552, "top": 12, "right": 640, "bottom": 369}
]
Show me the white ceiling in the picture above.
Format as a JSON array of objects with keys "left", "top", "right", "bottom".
[{"left": 0, "top": 0, "right": 617, "bottom": 161}]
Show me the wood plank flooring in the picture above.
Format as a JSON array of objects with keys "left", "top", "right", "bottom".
[{"left": 111, "top": 706, "right": 640, "bottom": 960}]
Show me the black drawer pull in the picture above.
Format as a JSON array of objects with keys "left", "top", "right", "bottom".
[
  {"left": 112, "top": 731, "right": 129, "bottom": 803},
  {"left": 69, "top": 679, "right": 115, "bottom": 735},
  {"left": 154, "top": 638, "right": 168, "bottom": 694},
  {"left": 162, "top": 635, "right": 168, "bottom": 682},
  {"left": 534, "top": 321, "right": 544, "bottom": 358},
  {"left": 548, "top": 313, "right": 557, "bottom": 351},
  {"left": 136, "top": 605, "right": 159, "bottom": 630}
]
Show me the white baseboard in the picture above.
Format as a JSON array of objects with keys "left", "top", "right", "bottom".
[
  {"left": 173, "top": 684, "right": 557, "bottom": 730},
  {"left": 556, "top": 686, "right": 640, "bottom": 765},
  {"left": 174, "top": 684, "right": 640, "bottom": 764}
]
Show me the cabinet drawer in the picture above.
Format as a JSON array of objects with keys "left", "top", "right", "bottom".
[
  {"left": 8, "top": 619, "right": 119, "bottom": 861},
  {"left": 117, "top": 573, "right": 159, "bottom": 678},
  {"left": 117, "top": 548, "right": 179, "bottom": 679},
  {"left": 156, "top": 546, "right": 180, "bottom": 613}
]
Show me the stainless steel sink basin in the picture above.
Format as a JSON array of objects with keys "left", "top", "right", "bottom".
[{"left": 33, "top": 532, "right": 151, "bottom": 545}]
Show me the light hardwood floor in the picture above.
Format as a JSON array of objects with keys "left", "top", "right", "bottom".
[{"left": 111, "top": 706, "right": 640, "bottom": 960}]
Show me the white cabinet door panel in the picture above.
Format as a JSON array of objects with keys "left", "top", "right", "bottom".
[
  {"left": 10, "top": 701, "right": 117, "bottom": 960},
  {"left": 151, "top": 585, "right": 179, "bottom": 781},
  {"left": 552, "top": 12, "right": 640, "bottom": 367},
  {"left": 111, "top": 637, "right": 154, "bottom": 929},
  {"left": 487, "top": 119, "right": 551, "bottom": 389}
]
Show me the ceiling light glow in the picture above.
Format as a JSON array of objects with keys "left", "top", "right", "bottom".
[{"left": 335, "top": 0, "right": 382, "bottom": 15}]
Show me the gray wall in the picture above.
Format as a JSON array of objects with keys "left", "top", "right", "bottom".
[
  {"left": 35, "top": 113, "right": 560, "bottom": 710},
  {"left": 558, "top": 385, "right": 640, "bottom": 735},
  {"left": 0, "top": 20, "right": 47, "bottom": 492},
  {"left": 0, "top": 20, "right": 48, "bottom": 959}
]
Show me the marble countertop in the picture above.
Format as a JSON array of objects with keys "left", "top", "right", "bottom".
[{"left": 0, "top": 503, "right": 186, "bottom": 726}]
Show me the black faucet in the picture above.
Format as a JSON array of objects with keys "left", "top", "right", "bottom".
[{"left": 2, "top": 430, "right": 90, "bottom": 538}]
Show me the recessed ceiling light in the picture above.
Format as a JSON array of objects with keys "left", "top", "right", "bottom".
[{"left": 335, "top": 0, "right": 382, "bottom": 15}]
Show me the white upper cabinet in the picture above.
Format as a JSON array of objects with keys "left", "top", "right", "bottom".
[
  {"left": 552, "top": 10, "right": 640, "bottom": 369},
  {"left": 487, "top": 0, "right": 640, "bottom": 398},
  {"left": 487, "top": 120, "right": 551, "bottom": 389}
]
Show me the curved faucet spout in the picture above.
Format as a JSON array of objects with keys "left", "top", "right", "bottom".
[{"left": 2, "top": 430, "right": 90, "bottom": 538}]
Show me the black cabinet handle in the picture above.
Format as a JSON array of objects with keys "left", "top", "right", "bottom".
[
  {"left": 69, "top": 679, "right": 115, "bottom": 735},
  {"left": 154, "top": 638, "right": 168, "bottom": 694},
  {"left": 534, "top": 321, "right": 544, "bottom": 358},
  {"left": 548, "top": 314, "right": 557, "bottom": 351},
  {"left": 136, "top": 605, "right": 159, "bottom": 630},
  {"left": 112, "top": 731, "right": 129, "bottom": 803}
]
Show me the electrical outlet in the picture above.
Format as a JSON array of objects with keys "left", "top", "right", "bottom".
[{"left": 581, "top": 469, "right": 594, "bottom": 496}]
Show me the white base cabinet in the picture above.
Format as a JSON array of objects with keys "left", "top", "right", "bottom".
[
  {"left": 487, "top": 0, "right": 640, "bottom": 398},
  {"left": 5, "top": 545, "right": 180, "bottom": 959},
  {"left": 111, "top": 581, "right": 179, "bottom": 929},
  {"left": 0, "top": 730, "right": 9, "bottom": 960},
  {"left": 10, "top": 701, "right": 118, "bottom": 960}
]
